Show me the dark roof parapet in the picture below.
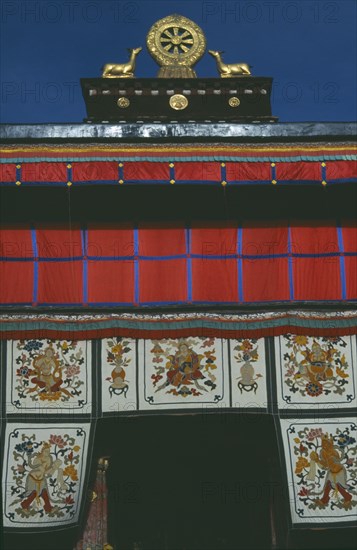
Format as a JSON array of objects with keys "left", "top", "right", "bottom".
[{"left": 0, "top": 122, "right": 356, "bottom": 143}]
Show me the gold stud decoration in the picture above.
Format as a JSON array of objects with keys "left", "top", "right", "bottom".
[
  {"left": 169, "top": 94, "right": 188, "bottom": 110},
  {"left": 228, "top": 97, "right": 240, "bottom": 107},
  {"left": 117, "top": 97, "right": 130, "bottom": 108}
]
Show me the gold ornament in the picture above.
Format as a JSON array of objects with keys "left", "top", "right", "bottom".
[
  {"left": 146, "top": 14, "right": 206, "bottom": 78},
  {"left": 117, "top": 97, "right": 130, "bottom": 108},
  {"left": 228, "top": 97, "right": 240, "bottom": 107},
  {"left": 102, "top": 47, "right": 142, "bottom": 78},
  {"left": 169, "top": 94, "right": 189, "bottom": 110},
  {"left": 208, "top": 50, "right": 252, "bottom": 78}
]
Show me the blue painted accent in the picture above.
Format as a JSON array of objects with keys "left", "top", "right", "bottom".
[
  {"left": 15, "top": 164, "right": 21, "bottom": 184},
  {"left": 38, "top": 256, "right": 83, "bottom": 262},
  {"left": 220, "top": 163, "right": 227, "bottom": 184},
  {"left": 321, "top": 162, "right": 327, "bottom": 183},
  {"left": 1, "top": 297, "right": 357, "bottom": 309},
  {"left": 271, "top": 164, "right": 277, "bottom": 183},
  {"left": 134, "top": 227, "right": 139, "bottom": 304},
  {"left": 173, "top": 180, "right": 219, "bottom": 185},
  {"left": 169, "top": 162, "right": 175, "bottom": 183},
  {"left": 185, "top": 227, "right": 192, "bottom": 301},
  {"left": 30, "top": 227, "right": 38, "bottom": 304},
  {"left": 1, "top": 177, "right": 356, "bottom": 187},
  {"left": 35, "top": 302, "right": 84, "bottom": 307},
  {"left": 1, "top": 252, "right": 357, "bottom": 263},
  {"left": 185, "top": 253, "right": 238, "bottom": 260},
  {"left": 118, "top": 162, "right": 124, "bottom": 183},
  {"left": 287, "top": 226, "right": 295, "bottom": 301},
  {"left": 67, "top": 165, "right": 72, "bottom": 183},
  {"left": 86, "top": 255, "right": 135, "bottom": 261},
  {"left": 337, "top": 224, "right": 347, "bottom": 300},
  {"left": 139, "top": 254, "right": 187, "bottom": 261},
  {"left": 237, "top": 227, "right": 244, "bottom": 302},
  {"left": 0, "top": 257, "right": 34, "bottom": 262}
]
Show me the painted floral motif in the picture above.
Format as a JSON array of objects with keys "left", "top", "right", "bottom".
[
  {"left": 283, "top": 336, "right": 351, "bottom": 401},
  {"left": 104, "top": 338, "right": 132, "bottom": 398},
  {"left": 150, "top": 338, "right": 218, "bottom": 398},
  {"left": 6, "top": 428, "right": 86, "bottom": 523},
  {"left": 291, "top": 424, "right": 357, "bottom": 514},
  {"left": 232, "top": 339, "right": 262, "bottom": 394},
  {"left": 12, "top": 340, "right": 87, "bottom": 407}
]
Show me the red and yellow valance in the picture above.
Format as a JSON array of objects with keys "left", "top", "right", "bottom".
[{"left": 1, "top": 143, "right": 356, "bottom": 186}]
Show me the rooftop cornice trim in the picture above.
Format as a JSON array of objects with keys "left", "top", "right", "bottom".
[{"left": 0, "top": 122, "right": 356, "bottom": 142}]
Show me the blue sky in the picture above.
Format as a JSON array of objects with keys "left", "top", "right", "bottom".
[{"left": 0, "top": 0, "right": 356, "bottom": 123}]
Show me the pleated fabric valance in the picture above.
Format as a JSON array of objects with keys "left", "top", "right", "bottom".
[{"left": 0, "top": 142, "right": 356, "bottom": 187}]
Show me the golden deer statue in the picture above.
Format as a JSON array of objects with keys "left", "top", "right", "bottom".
[
  {"left": 208, "top": 50, "right": 252, "bottom": 77},
  {"left": 102, "top": 47, "right": 142, "bottom": 78}
]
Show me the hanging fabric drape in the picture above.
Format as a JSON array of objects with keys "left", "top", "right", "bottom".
[{"left": 74, "top": 458, "right": 111, "bottom": 550}]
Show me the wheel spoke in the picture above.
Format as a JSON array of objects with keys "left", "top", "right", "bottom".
[
  {"left": 173, "top": 27, "right": 179, "bottom": 35},
  {"left": 163, "top": 30, "right": 173, "bottom": 38},
  {"left": 173, "top": 46, "right": 179, "bottom": 55},
  {"left": 180, "top": 30, "right": 191, "bottom": 39},
  {"left": 182, "top": 38, "right": 194, "bottom": 44},
  {"left": 180, "top": 45, "right": 190, "bottom": 53},
  {"left": 160, "top": 37, "right": 171, "bottom": 43},
  {"left": 163, "top": 44, "right": 172, "bottom": 51}
]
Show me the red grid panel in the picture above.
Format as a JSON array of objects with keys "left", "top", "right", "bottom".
[
  {"left": 36, "top": 227, "right": 82, "bottom": 258},
  {"left": 139, "top": 259, "right": 187, "bottom": 303},
  {"left": 345, "top": 257, "right": 357, "bottom": 299},
  {"left": 21, "top": 163, "right": 67, "bottom": 182},
  {"left": 87, "top": 225, "right": 134, "bottom": 258},
  {"left": 326, "top": 161, "right": 357, "bottom": 180},
  {"left": 0, "top": 164, "right": 16, "bottom": 182},
  {"left": 191, "top": 224, "right": 237, "bottom": 256},
  {"left": 37, "top": 261, "right": 83, "bottom": 303},
  {"left": 72, "top": 162, "right": 118, "bottom": 182},
  {"left": 293, "top": 257, "right": 341, "bottom": 300},
  {"left": 139, "top": 223, "right": 186, "bottom": 256},
  {"left": 242, "top": 224, "right": 288, "bottom": 256},
  {"left": 88, "top": 260, "right": 134, "bottom": 303},
  {"left": 342, "top": 223, "right": 357, "bottom": 253},
  {"left": 174, "top": 162, "right": 221, "bottom": 181},
  {"left": 123, "top": 162, "right": 169, "bottom": 181},
  {"left": 242, "top": 258, "right": 290, "bottom": 302},
  {"left": 225, "top": 162, "right": 271, "bottom": 181},
  {"left": 0, "top": 262, "right": 33, "bottom": 303},
  {"left": 290, "top": 223, "right": 339, "bottom": 255},
  {"left": 275, "top": 162, "right": 321, "bottom": 181},
  {"left": 0, "top": 228, "right": 34, "bottom": 258},
  {"left": 191, "top": 258, "right": 238, "bottom": 302}
]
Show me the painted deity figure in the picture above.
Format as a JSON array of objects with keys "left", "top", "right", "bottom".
[
  {"left": 310, "top": 434, "right": 353, "bottom": 507},
  {"left": 166, "top": 341, "right": 204, "bottom": 389},
  {"left": 21, "top": 443, "right": 64, "bottom": 513},
  {"left": 30, "top": 346, "right": 63, "bottom": 394},
  {"left": 300, "top": 341, "right": 334, "bottom": 384}
]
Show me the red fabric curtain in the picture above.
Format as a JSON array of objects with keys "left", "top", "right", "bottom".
[{"left": 0, "top": 221, "right": 356, "bottom": 306}]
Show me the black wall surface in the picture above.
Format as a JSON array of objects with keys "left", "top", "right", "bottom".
[{"left": 1, "top": 184, "right": 356, "bottom": 224}]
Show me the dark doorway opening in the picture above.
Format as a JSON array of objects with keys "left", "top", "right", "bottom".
[{"left": 96, "top": 413, "right": 281, "bottom": 550}]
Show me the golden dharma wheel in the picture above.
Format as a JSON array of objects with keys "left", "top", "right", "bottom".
[{"left": 146, "top": 14, "right": 206, "bottom": 78}]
